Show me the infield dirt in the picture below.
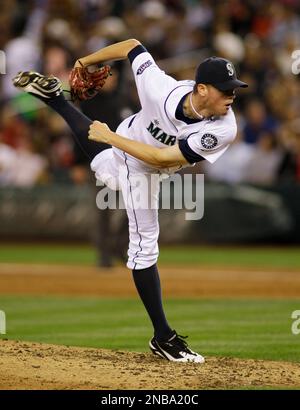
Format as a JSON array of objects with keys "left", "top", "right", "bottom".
[{"left": 0, "top": 263, "right": 300, "bottom": 297}]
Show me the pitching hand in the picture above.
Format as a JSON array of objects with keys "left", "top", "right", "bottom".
[{"left": 88, "top": 120, "right": 112, "bottom": 144}]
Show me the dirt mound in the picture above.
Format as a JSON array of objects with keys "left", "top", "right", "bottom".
[{"left": 0, "top": 340, "right": 299, "bottom": 390}]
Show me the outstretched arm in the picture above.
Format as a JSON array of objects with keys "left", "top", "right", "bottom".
[
  {"left": 88, "top": 121, "right": 189, "bottom": 169},
  {"left": 75, "top": 39, "right": 141, "bottom": 67}
]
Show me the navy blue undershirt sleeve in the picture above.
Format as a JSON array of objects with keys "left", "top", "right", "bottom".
[
  {"left": 128, "top": 45, "right": 148, "bottom": 64},
  {"left": 178, "top": 139, "right": 205, "bottom": 163}
]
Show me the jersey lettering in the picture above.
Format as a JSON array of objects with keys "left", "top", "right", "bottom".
[
  {"left": 165, "top": 135, "right": 176, "bottom": 145},
  {"left": 137, "top": 60, "right": 153, "bottom": 75},
  {"left": 147, "top": 121, "right": 176, "bottom": 146}
]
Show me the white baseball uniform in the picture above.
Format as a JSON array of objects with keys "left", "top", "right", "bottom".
[{"left": 91, "top": 45, "right": 237, "bottom": 270}]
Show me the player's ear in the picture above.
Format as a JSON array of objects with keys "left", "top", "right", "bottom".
[{"left": 196, "top": 83, "right": 207, "bottom": 97}]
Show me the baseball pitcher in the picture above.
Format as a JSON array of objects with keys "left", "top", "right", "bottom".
[{"left": 13, "top": 39, "right": 247, "bottom": 363}]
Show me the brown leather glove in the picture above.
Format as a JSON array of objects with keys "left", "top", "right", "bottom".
[{"left": 69, "top": 61, "right": 111, "bottom": 101}]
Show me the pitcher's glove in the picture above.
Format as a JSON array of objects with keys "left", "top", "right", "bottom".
[{"left": 69, "top": 61, "right": 111, "bottom": 102}]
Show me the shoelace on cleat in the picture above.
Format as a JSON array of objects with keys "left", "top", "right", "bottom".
[
  {"left": 171, "top": 334, "right": 197, "bottom": 355},
  {"left": 172, "top": 334, "right": 188, "bottom": 348}
]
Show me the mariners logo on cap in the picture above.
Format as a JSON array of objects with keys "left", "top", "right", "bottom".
[
  {"left": 201, "top": 134, "right": 218, "bottom": 149},
  {"left": 226, "top": 62, "right": 235, "bottom": 77}
]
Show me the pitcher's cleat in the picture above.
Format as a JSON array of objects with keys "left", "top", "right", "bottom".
[
  {"left": 12, "top": 71, "right": 62, "bottom": 99},
  {"left": 149, "top": 331, "right": 205, "bottom": 363}
]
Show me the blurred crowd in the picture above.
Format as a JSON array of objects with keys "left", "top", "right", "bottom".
[{"left": 0, "top": 0, "right": 300, "bottom": 187}]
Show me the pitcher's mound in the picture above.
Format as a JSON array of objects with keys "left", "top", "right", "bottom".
[{"left": 0, "top": 340, "right": 299, "bottom": 389}]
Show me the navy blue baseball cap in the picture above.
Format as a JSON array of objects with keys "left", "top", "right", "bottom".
[{"left": 195, "top": 57, "right": 248, "bottom": 91}]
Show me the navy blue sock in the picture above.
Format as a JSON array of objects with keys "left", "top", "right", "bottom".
[
  {"left": 132, "top": 264, "right": 173, "bottom": 341},
  {"left": 38, "top": 93, "right": 110, "bottom": 160}
]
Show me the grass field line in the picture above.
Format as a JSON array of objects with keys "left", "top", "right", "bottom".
[{"left": 0, "top": 262, "right": 299, "bottom": 276}]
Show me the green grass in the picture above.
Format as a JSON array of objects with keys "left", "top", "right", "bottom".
[
  {"left": 1, "top": 244, "right": 300, "bottom": 269},
  {"left": 0, "top": 244, "right": 95, "bottom": 265},
  {"left": 0, "top": 296, "right": 299, "bottom": 362}
]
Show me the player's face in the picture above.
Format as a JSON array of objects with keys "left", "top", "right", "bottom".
[{"left": 206, "top": 86, "right": 236, "bottom": 116}]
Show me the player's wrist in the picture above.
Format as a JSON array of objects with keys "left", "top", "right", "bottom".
[
  {"left": 74, "top": 59, "right": 84, "bottom": 68},
  {"left": 75, "top": 58, "right": 92, "bottom": 68},
  {"left": 106, "top": 130, "right": 116, "bottom": 144}
]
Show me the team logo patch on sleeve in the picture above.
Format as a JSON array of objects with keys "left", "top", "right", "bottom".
[
  {"left": 201, "top": 134, "right": 218, "bottom": 149},
  {"left": 137, "top": 60, "right": 153, "bottom": 75}
]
